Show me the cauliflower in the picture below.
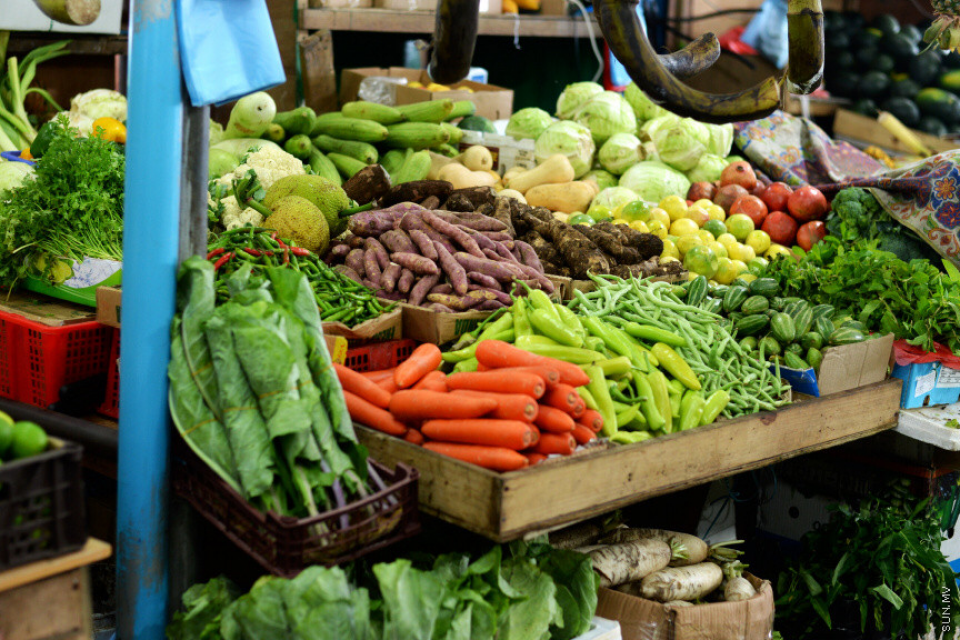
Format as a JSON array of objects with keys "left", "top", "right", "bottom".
[
  {"left": 216, "top": 146, "right": 305, "bottom": 191},
  {"left": 212, "top": 195, "right": 265, "bottom": 231}
]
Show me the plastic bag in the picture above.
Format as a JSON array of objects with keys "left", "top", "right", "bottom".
[
  {"left": 740, "top": 0, "right": 789, "bottom": 69},
  {"left": 894, "top": 339, "right": 960, "bottom": 370},
  {"left": 358, "top": 76, "right": 409, "bottom": 106},
  {"left": 177, "top": 0, "right": 286, "bottom": 106}
]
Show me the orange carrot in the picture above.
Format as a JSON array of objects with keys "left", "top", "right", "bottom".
[
  {"left": 543, "top": 383, "right": 579, "bottom": 412},
  {"left": 475, "top": 340, "right": 590, "bottom": 386},
  {"left": 404, "top": 429, "right": 425, "bottom": 446},
  {"left": 421, "top": 419, "right": 539, "bottom": 450},
  {"left": 344, "top": 390, "right": 408, "bottom": 437},
  {"left": 360, "top": 368, "right": 396, "bottom": 382},
  {"left": 477, "top": 362, "right": 491, "bottom": 371},
  {"left": 535, "top": 404, "right": 575, "bottom": 433},
  {"left": 395, "top": 343, "right": 442, "bottom": 388},
  {"left": 496, "top": 365, "right": 560, "bottom": 385},
  {"left": 533, "top": 432, "right": 576, "bottom": 456},
  {"left": 571, "top": 398, "right": 586, "bottom": 419},
  {"left": 579, "top": 408, "right": 603, "bottom": 433},
  {"left": 334, "top": 363, "right": 392, "bottom": 409},
  {"left": 525, "top": 452, "right": 547, "bottom": 466},
  {"left": 412, "top": 370, "right": 448, "bottom": 393},
  {"left": 389, "top": 390, "right": 497, "bottom": 421},
  {"left": 423, "top": 442, "right": 529, "bottom": 472},
  {"left": 572, "top": 424, "right": 596, "bottom": 445},
  {"left": 378, "top": 377, "right": 400, "bottom": 394},
  {"left": 451, "top": 390, "right": 538, "bottom": 422},
  {"left": 447, "top": 370, "right": 545, "bottom": 398}
]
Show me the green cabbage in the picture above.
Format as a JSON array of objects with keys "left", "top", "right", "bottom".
[
  {"left": 598, "top": 133, "right": 643, "bottom": 175},
  {"left": 556, "top": 81, "right": 604, "bottom": 119},
  {"left": 624, "top": 83, "right": 668, "bottom": 122},
  {"left": 0, "top": 161, "right": 34, "bottom": 193},
  {"left": 582, "top": 169, "right": 619, "bottom": 191},
  {"left": 685, "top": 154, "right": 728, "bottom": 183},
  {"left": 70, "top": 89, "right": 128, "bottom": 122},
  {"left": 683, "top": 119, "right": 712, "bottom": 149},
  {"left": 639, "top": 114, "right": 681, "bottom": 141},
  {"left": 506, "top": 107, "right": 554, "bottom": 141},
  {"left": 573, "top": 92, "right": 637, "bottom": 146},
  {"left": 705, "top": 123, "right": 735, "bottom": 157},
  {"left": 650, "top": 120, "right": 707, "bottom": 172},
  {"left": 534, "top": 120, "right": 596, "bottom": 178},
  {"left": 619, "top": 160, "right": 691, "bottom": 204},
  {"left": 592, "top": 186, "right": 639, "bottom": 211}
]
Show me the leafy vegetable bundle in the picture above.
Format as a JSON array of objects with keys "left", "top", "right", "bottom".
[
  {"left": 167, "top": 541, "right": 599, "bottom": 640},
  {"left": 169, "top": 257, "right": 381, "bottom": 519},
  {"left": 0, "top": 116, "right": 124, "bottom": 287}
]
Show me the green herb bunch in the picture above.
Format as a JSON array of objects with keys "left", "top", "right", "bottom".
[{"left": 0, "top": 115, "right": 124, "bottom": 287}]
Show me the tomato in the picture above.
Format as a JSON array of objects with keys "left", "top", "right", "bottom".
[
  {"left": 760, "top": 182, "right": 793, "bottom": 213},
  {"left": 713, "top": 184, "right": 749, "bottom": 213},
  {"left": 729, "top": 195, "right": 769, "bottom": 228},
  {"left": 761, "top": 211, "right": 799, "bottom": 247},
  {"left": 787, "top": 186, "right": 829, "bottom": 223},
  {"left": 796, "top": 221, "right": 827, "bottom": 251}
]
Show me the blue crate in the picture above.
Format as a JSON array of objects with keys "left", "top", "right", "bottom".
[{"left": 892, "top": 360, "right": 960, "bottom": 409}]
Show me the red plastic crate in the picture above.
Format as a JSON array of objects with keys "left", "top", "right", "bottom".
[
  {"left": 0, "top": 309, "right": 113, "bottom": 408},
  {"left": 344, "top": 339, "right": 417, "bottom": 372},
  {"left": 97, "top": 329, "right": 120, "bottom": 419}
]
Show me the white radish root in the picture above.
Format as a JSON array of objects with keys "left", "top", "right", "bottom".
[
  {"left": 589, "top": 539, "right": 671, "bottom": 588},
  {"left": 724, "top": 576, "right": 757, "bottom": 602},
  {"left": 640, "top": 562, "right": 724, "bottom": 602},
  {"left": 599, "top": 528, "right": 709, "bottom": 566}
]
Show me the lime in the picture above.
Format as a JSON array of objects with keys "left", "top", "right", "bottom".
[
  {"left": 568, "top": 214, "right": 594, "bottom": 226},
  {"left": 676, "top": 235, "right": 704, "bottom": 256},
  {"left": 10, "top": 421, "right": 48, "bottom": 460},
  {"left": 661, "top": 239, "right": 680, "bottom": 260},
  {"left": 707, "top": 241, "right": 728, "bottom": 259},
  {"left": 629, "top": 220, "right": 650, "bottom": 233},
  {"left": 647, "top": 220, "right": 668, "bottom": 239},
  {"left": 747, "top": 257, "right": 770, "bottom": 274},
  {"left": 618, "top": 200, "right": 651, "bottom": 222},
  {"left": 713, "top": 257, "right": 738, "bottom": 284},
  {"left": 703, "top": 220, "right": 727, "bottom": 239},
  {"left": 0, "top": 412, "right": 12, "bottom": 459},
  {"left": 697, "top": 230, "right": 715, "bottom": 244},
  {"left": 683, "top": 244, "right": 720, "bottom": 278},
  {"left": 686, "top": 206, "right": 710, "bottom": 228},
  {"left": 766, "top": 243, "right": 793, "bottom": 260},
  {"left": 746, "top": 229, "right": 772, "bottom": 255},
  {"left": 670, "top": 218, "right": 700, "bottom": 237},
  {"left": 706, "top": 204, "right": 726, "bottom": 221},
  {"left": 649, "top": 208, "right": 671, "bottom": 228},
  {"left": 659, "top": 195, "right": 688, "bottom": 222},
  {"left": 725, "top": 213, "right": 756, "bottom": 242},
  {"left": 587, "top": 204, "right": 613, "bottom": 222}
]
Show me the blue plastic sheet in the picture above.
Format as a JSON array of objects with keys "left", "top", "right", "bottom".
[
  {"left": 771, "top": 363, "right": 820, "bottom": 397},
  {"left": 741, "top": 0, "right": 789, "bottom": 70},
  {"left": 176, "top": 0, "right": 285, "bottom": 106}
]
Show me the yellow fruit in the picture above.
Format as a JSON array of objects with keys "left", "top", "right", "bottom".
[
  {"left": 737, "top": 272, "right": 758, "bottom": 283},
  {"left": 716, "top": 232, "right": 737, "bottom": 247},
  {"left": 613, "top": 218, "right": 630, "bottom": 225},
  {"left": 629, "top": 220, "right": 650, "bottom": 233},
  {"left": 659, "top": 195, "right": 688, "bottom": 222},
  {"left": 670, "top": 218, "right": 700, "bottom": 237},
  {"left": 738, "top": 244, "right": 757, "bottom": 263},
  {"left": 408, "top": 81, "right": 424, "bottom": 88},
  {"left": 725, "top": 213, "right": 755, "bottom": 242},
  {"left": 686, "top": 206, "right": 710, "bottom": 227},
  {"left": 685, "top": 271, "right": 700, "bottom": 282},
  {"left": 661, "top": 239, "right": 680, "bottom": 260},
  {"left": 661, "top": 256, "right": 680, "bottom": 264},
  {"left": 92, "top": 117, "right": 126, "bottom": 144},
  {"left": 697, "top": 230, "right": 715, "bottom": 244},
  {"left": 707, "top": 204, "right": 726, "bottom": 221},
  {"left": 707, "top": 241, "right": 728, "bottom": 259},
  {"left": 729, "top": 259, "right": 749, "bottom": 276},
  {"left": 684, "top": 245, "right": 719, "bottom": 278},
  {"left": 667, "top": 235, "right": 679, "bottom": 244},
  {"left": 713, "top": 257, "right": 738, "bottom": 285},
  {"left": 708, "top": 279, "right": 719, "bottom": 286},
  {"left": 647, "top": 220, "right": 668, "bottom": 239},
  {"left": 649, "top": 208, "right": 671, "bottom": 228},
  {"left": 766, "top": 243, "right": 793, "bottom": 260},
  {"left": 676, "top": 235, "right": 704, "bottom": 256},
  {"left": 746, "top": 230, "right": 772, "bottom": 255}
]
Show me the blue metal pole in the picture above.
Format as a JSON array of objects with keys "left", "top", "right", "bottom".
[{"left": 116, "top": 0, "right": 184, "bottom": 637}]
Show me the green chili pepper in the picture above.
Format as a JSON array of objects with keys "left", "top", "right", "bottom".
[
  {"left": 610, "top": 431, "right": 654, "bottom": 445},
  {"left": 528, "top": 289, "right": 559, "bottom": 321},
  {"left": 529, "top": 308, "right": 584, "bottom": 348},
  {"left": 647, "top": 369, "right": 674, "bottom": 433},
  {"left": 586, "top": 365, "right": 618, "bottom": 436},
  {"left": 513, "top": 298, "right": 533, "bottom": 338},
  {"left": 518, "top": 342, "right": 606, "bottom": 364},
  {"left": 679, "top": 390, "right": 704, "bottom": 431},
  {"left": 620, "top": 321, "right": 687, "bottom": 348},
  {"left": 453, "top": 357, "right": 479, "bottom": 373},
  {"left": 651, "top": 342, "right": 702, "bottom": 391},
  {"left": 555, "top": 302, "right": 585, "bottom": 335},
  {"left": 595, "top": 356, "right": 632, "bottom": 379},
  {"left": 700, "top": 390, "right": 731, "bottom": 425},
  {"left": 615, "top": 403, "right": 641, "bottom": 428},
  {"left": 583, "top": 336, "right": 607, "bottom": 354},
  {"left": 633, "top": 371, "right": 665, "bottom": 431},
  {"left": 577, "top": 385, "right": 598, "bottom": 411},
  {"left": 515, "top": 334, "right": 561, "bottom": 349}
]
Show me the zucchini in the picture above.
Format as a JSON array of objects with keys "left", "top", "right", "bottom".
[
  {"left": 327, "top": 152, "right": 367, "bottom": 179},
  {"left": 311, "top": 117, "right": 389, "bottom": 143},
  {"left": 392, "top": 149, "right": 432, "bottom": 184},
  {"left": 395, "top": 100, "right": 455, "bottom": 123},
  {"left": 307, "top": 149, "right": 342, "bottom": 186},
  {"left": 384, "top": 122, "right": 451, "bottom": 149},
  {"left": 447, "top": 100, "right": 477, "bottom": 120},
  {"left": 311, "top": 134, "right": 379, "bottom": 164},
  {"left": 341, "top": 101, "right": 405, "bottom": 124},
  {"left": 381, "top": 149, "right": 408, "bottom": 176}
]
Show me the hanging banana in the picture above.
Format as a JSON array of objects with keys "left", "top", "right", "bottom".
[{"left": 426, "top": 0, "right": 824, "bottom": 124}]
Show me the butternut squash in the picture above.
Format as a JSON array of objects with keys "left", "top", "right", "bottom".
[
  {"left": 498, "top": 189, "right": 527, "bottom": 204},
  {"left": 428, "top": 151, "right": 454, "bottom": 179},
  {"left": 524, "top": 181, "right": 596, "bottom": 214},
  {"left": 456, "top": 145, "right": 494, "bottom": 172},
  {"left": 506, "top": 154, "right": 575, "bottom": 194},
  {"left": 438, "top": 162, "right": 498, "bottom": 189},
  {"left": 503, "top": 165, "right": 528, "bottom": 183}
]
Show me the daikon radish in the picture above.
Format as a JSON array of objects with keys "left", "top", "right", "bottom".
[
  {"left": 588, "top": 539, "right": 671, "bottom": 588},
  {"left": 639, "top": 563, "right": 724, "bottom": 602}
]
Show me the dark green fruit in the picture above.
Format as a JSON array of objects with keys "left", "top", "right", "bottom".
[
  {"left": 883, "top": 33, "right": 920, "bottom": 65},
  {"left": 889, "top": 78, "right": 920, "bottom": 99},
  {"left": 857, "top": 71, "right": 891, "bottom": 100},
  {"left": 10, "top": 421, "right": 48, "bottom": 460},
  {"left": 941, "top": 69, "right": 960, "bottom": 94},
  {"left": 880, "top": 97, "right": 921, "bottom": 127},
  {"left": 909, "top": 52, "right": 944, "bottom": 87},
  {"left": 873, "top": 14, "right": 900, "bottom": 37},
  {"left": 917, "top": 116, "right": 948, "bottom": 137},
  {"left": 872, "top": 54, "right": 896, "bottom": 74},
  {"left": 852, "top": 99, "right": 878, "bottom": 117},
  {"left": 833, "top": 50, "right": 855, "bottom": 70},
  {"left": 916, "top": 88, "right": 960, "bottom": 124},
  {"left": 900, "top": 24, "right": 922, "bottom": 45},
  {"left": 945, "top": 52, "right": 960, "bottom": 70}
]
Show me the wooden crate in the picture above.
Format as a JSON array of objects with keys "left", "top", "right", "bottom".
[
  {"left": 833, "top": 109, "right": 958, "bottom": 156},
  {"left": 357, "top": 379, "right": 902, "bottom": 542}
]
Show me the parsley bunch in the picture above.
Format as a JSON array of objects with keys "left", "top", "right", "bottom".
[{"left": 0, "top": 115, "right": 124, "bottom": 287}]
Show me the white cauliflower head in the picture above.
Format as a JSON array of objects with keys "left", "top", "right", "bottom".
[
  {"left": 212, "top": 194, "right": 265, "bottom": 231},
  {"left": 217, "top": 147, "right": 305, "bottom": 191}
]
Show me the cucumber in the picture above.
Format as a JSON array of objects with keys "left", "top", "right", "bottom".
[
  {"left": 748, "top": 278, "right": 780, "bottom": 298},
  {"left": 327, "top": 152, "right": 367, "bottom": 179},
  {"left": 686, "top": 276, "right": 709, "bottom": 307},
  {"left": 307, "top": 149, "right": 342, "bottom": 186},
  {"left": 815, "top": 316, "right": 835, "bottom": 342},
  {"left": 811, "top": 304, "right": 835, "bottom": 320},
  {"left": 723, "top": 286, "right": 750, "bottom": 313},
  {"left": 341, "top": 101, "right": 405, "bottom": 124},
  {"left": 736, "top": 314, "right": 769, "bottom": 337},
  {"left": 786, "top": 342, "right": 804, "bottom": 355},
  {"left": 701, "top": 298, "right": 724, "bottom": 315},
  {"left": 770, "top": 312, "right": 797, "bottom": 344},
  {"left": 791, "top": 306, "right": 814, "bottom": 338},
  {"left": 771, "top": 297, "right": 787, "bottom": 312},
  {"left": 311, "top": 117, "right": 389, "bottom": 143},
  {"left": 841, "top": 320, "right": 867, "bottom": 332},
  {"left": 311, "top": 134, "right": 379, "bottom": 164},
  {"left": 396, "top": 99, "right": 455, "bottom": 123},
  {"left": 741, "top": 295, "right": 770, "bottom": 315},
  {"left": 741, "top": 336, "right": 759, "bottom": 352}
]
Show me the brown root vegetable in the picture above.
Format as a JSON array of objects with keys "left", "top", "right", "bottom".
[
  {"left": 454, "top": 252, "right": 522, "bottom": 282},
  {"left": 422, "top": 210, "right": 485, "bottom": 258},
  {"left": 434, "top": 241, "right": 469, "bottom": 295},
  {"left": 349, "top": 210, "right": 403, "bottom": 237},
  {"left": 398, "top": 269, "right": 415, "bottom": 294},
  {"left": 478, "top": 300, "right": 508, "bottom": 311},
  {"left": 427, "top": 293, "right": 483, "bottom": 311},
  {"left": 481, "top": 231, "right": 513, "bottom": 243},
  {"left": 345, "top": 249, "right": 366, "bottom": 275},
  {"left": 363, "top": 248, "right": 381, "bottom": 285},
  {"left": 347, "top": 234, "right": 366, "bottom": 249},
  {"left": 549, "top": 521, "right": 605, "bottom": 550},
  {"left": 521, "top": 231, "right": 560, "bottom": 265},
  {"left": 574, "top": 224, "right": 625, "bottom": 258},
  {"left": 343, "top": 164, "right": 391, "bottom": 204},
  {"left": 434, "top": 210, "right": 508, "bottom": 232},
  {"left": 409, "top": 274, "right": 440, "bottom": 306},
  {"left": 515, "top": 241, "right": 543, "bottom": 271},
  {"left": 376, "top": 289, "right": 403, "bottom": 301},
  {"left": 430, "top": 303, "right": 456, "bottom": 312},
  {"left": 518, "top": 209, "right": 609, "bottom": 280},
  {"left": 379, "top": 180, "right": 453, "bottom": 207},
  {"left": 420, "top": 195, "right": 441, "bottom": 209},
  {"left": 380, "top": 229, "right": 417, "bottom": 255},
  {"left": 588, "top": 539, "right": 672, "bottom": 588},
  {"left": 492, "top": 197, "right": 517, "bottom": 237},
  {"left": 328, "top": 243, "right": 351, "bottom": 262},
  {"left": 364, "top": 238, "right": 390, "bottom": 270},
  {"left": 380, "top": 262, "right": 401, "bottom": 293},
  {"left": 443, "top": 186, "right": 496, "bottom": 210},
  {"left": 469, "top": 285, "right": 511, "bottom": 306},
  {"left": 430, "top": 284, "right": 455, "bottom": 295},
  {"left": 598, "top": 528, "right": 709, "bottom": 566},
  {"left": 467, "top": 271, "right": 501, "bottom": 291},
  {"left": 639, "top": 563, "right": 724, "bottom": 602},
  {"left": 409, "top": 229, "right": 439, "bottom": 261},
  {"left": 333, "top": 265, "right": 363, "bottom": 283},
  {"left": 390, "top": 252, "right": 441, "bottom": 276}
]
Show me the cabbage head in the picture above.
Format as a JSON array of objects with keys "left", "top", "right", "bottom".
[
  {"left": 556, "top": 82, "right": 604, "bottom": 120},
  {"left": 506, "top": 107, "right": 554, "bottom": 140},
  {"left": 534, "top": 120, "right": 596, "bottom": 178},
  {"left": 619, "top": 160, "right": 691, "bottom": 204},
  {"left": 0, "top": 161, "right": 34, "bottom": 193},
  {"left": 683, "top": 119, "right": 712, "bottom": 149},
  {"left": 582, "top": 169, "right": 619, "bottom": 191},
  {"left": 639, "top": 114, "right": 681, "bottom": 142},
  {"left": 705, "top": 123, "right": 735, "bottom": 157},
  {"left": 573, "top": 92, "right": 637, "bottom": 146},
  {"left": 592, "top": 186, "right": 639, "bottom": 211},
  {"left": 650, "top": 120, "right": 707, "bottom": 172},
  {"left": 598, "top": 133, "right": 642, "bottom": 175},
  {"left": 70, "top": 89, "right": 128, "bottom": 122},
  {"left": 685, "top": 154, "right": 728, "bottom": 183},
  {"left": 624, "top": 83, "right": 668, "bottom": 122}
]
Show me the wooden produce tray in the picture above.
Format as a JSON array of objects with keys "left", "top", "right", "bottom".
[{"left": 357, "top": 379, "right": 902, "bottom": 542}]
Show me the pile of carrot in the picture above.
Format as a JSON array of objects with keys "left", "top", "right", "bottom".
[{"left": 334, "top": 340, "right": 603, "bottom": 472}]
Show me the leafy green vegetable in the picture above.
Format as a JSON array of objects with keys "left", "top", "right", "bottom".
[{"left": 166, "top": 576, "right": 239, "bottom": 640}]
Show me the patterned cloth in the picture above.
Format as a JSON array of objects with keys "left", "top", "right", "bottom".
[{"left": 734, "top": 110, "right": 960, "bottom": 266}]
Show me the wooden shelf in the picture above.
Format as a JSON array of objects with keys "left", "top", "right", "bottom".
[
  {"left": 301, "top": 8, "right": 596, "bottom": 38},
  {"left": 0, "top": 539, "right": 112, "bottom": 594},
  {"left": 358, "top": 379, "right": 903, "bottom": 542}
]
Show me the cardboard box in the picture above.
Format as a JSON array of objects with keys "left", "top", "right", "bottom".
[
  {"left": 400, "top": 303, "right": 492, "bottom": 345},
  {"left": 96, "top": 286, "right": 122, "bottom": 329},
  {"left": 776, "top": 333, "right": 895, "bottom": 398},
  {"left": 459, "top": 131, "right": 537, "bottom": 173},
  {"left": 595, "top": 574, "right": 774, "bottom": 640},
  {"left": 322, "top": 307, "right": 403, "bottom": 342},
  {"left": 340, "top": 67, "right": 514, "bottom": 121}
]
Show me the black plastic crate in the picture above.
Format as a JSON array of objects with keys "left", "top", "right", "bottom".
[{"left": 0, "top": 438, "right": 87, "bottom": 571}]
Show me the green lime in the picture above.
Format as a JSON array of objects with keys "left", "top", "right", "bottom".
[
  {"left": 10, "top": 421, "right": 48, "bottom": 460},
  {"left": 0, "top": 411, "right": 13, "bottom": 459},
  {"left": 587, "top": 204, "right": 612, "bottom": 222},
  {"left": 703, "top": 219, "right": 727, "bottom": 239},
  {"left": 683, "top": 244, "right": 720, "bottom": 279},
  {"left": 568, "top": 214, "right": 594, "bottom": 226},
  {"left": 618, "top": 200, "right": 651, "bottom": 223}
]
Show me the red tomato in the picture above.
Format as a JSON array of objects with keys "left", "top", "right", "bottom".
[
  {"left": 796, "top": 221, "right": 827, "bottom": 251},
  {"left": 761, "top": 211, "right": 799, "bottom": 247},
  {"left": 730, "top": 195, "right": 769, "bottom": 228},
  {"left": 761, "top": 182, "right": 792, "bottom": 213},
  {"left": 787, "top": 186, "right": 829, "bottom": 223}
]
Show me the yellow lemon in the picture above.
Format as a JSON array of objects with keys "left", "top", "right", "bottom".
[
  {"left": 693, "top": 198, "right": 714, "bottom": 210},
  {"left": 686, "top": 206, "right": 710, "bottom": 228},
  {"left": 737, "top": 272, "right": 758, "bottom": 284},
  {"left": 707, "top": 204, "right": 726, "bottom": 221},
  {"left": 765, "top": 243, "right": 793, "bottom": 260},
  {"left": 649, "top": 207, "right": 671, "bottom": 228},
  {"left": 713, "top": 257, "right": 738, "bottom": 285},
  {"left": 746, "top": 230, "right": 772, "bottom": 255},
  {"left": 629, "top": 220, "right": 650, "bottom": 233},
  {"left": 725, "top": 213, "right": 755, "bottom": 242},
  {"left": 729, "top": 259, "right": 749, "bottom": 276},
  {"left": 670, "top": 218, "right": 700, "bottom": 237},
  {"left": 707, "top": 241, "right": 728, "bottom": 259},
  {"left": 661, "top": 239, "right": 680, "bottom": 260},
  {"left": 738, "top": 243, "right": 757, "bottom": 263},
  {"left": 676, "top": 235, "right": 704, "bottom": 256},
  {"left": 685, "top": 271, "right": 700, "bottom": 282},
  {"left": 661, "top": 256, "right": 680, "bottom": 264},
  {"left": 716, "top": 232, "right": 738, "bottom": 248},
  {"left": 613, "top": 218, "right": 630, "bottom": 225},
  {"left": 647, "top": 220, "right": 668, "bottom": 239},
  {"left": 659, "top": 195, "right": 689, "bottom": 222},
  {"left": 697, "top": 229, "right": 715, "bottom": 244}
]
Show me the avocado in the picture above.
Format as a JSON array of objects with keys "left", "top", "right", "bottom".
[
  {"left": 916, "top": 87, "right": 960, "bottom": 124},
  {"left": 458, "top": 115, "right": 497, "bottom": 133},
  {"left": 857, "top": 71, "right": 891, "bottom": 100},
  {"left": 941, "top": 69, "right": 960, "bottom": 93},
  {"left": 917, "top": 116, "right": 948, "bottom": 137},
  {"left": 872, "top": 54, "right": 896, "bottom": 74},
  {"left": 852, "top": 99, "right": 879, "bottom": 117},
  {"left": 890, "top": 78, "right": 921, "bottom": 99},
  {"left": 880, "top": 97, "right": 921, "bottom": 127},
  {"left": 873, "top": 14, "right": 900, "bottom": 37},
  {"left": 909, "top": 52, "right": 944, "bottom": 87}
]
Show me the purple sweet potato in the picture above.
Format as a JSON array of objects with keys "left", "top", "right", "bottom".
[
  {"left": 468, "top": 285, "right": 512, "bottom": 306},
  {"left": 397, "top": 269, "right": 415, "bottom": 294},
  {"left": 380, "top": 229, "right": 417, "bottom": 255},
  {"left": 429, "top": 303, "right": 457, "bottom": 313},
  {"left": 376, "top": 289, "right": 404, "bottom": 301},
  {"left": 399, "top": 214, "right": 458, "bottom": 254},
  {"left": 345, "top": 249, "right": 366, "bottom": 276},
  {"left": 334, "top": 265, "right": 363, "bottom": 284},
  {"left": 381, "top": 262, "right": 401, "bottom": 294},
  {"left": 516, "top": 240, "right": 543, "bottom": 271},
  {"left": 422, "top": 210, "right": 484, "bottom": 258},
  {"left": 465, "top": 229, "right": 499, "bottom": 254},
  {"left": 328, "top": 243, "right": 351, "bottom": 262},
  {"left": 363, "top": 248, "right": 382, "bottom": 286},
  {"left": 409, "top": 229, "right": 438, "bottom": 261},
  {"left": 454, "top": 252, "right": 522, "bottom": 282},
  {"left": 347, "top": 234, "right": 366, "bottom": 249},
  {"left": 467, "top": 271, "right": 502, "bottom": 291},
  {"left": 391, "top": 252, "right": 441, "bottom": 276},
  {"left": 434, "top": 210, "right": 507, "bottom": 232},
  {"left": 364, "top": 238, "right": 390, "bottom": 271},
  {"left": 480, "top": 231, "right": 513, "bottom": 243},
  {"left": 433, "top": 241, "right": 469, "bottom": 295},
  {"left": 478, "top": 299, "right": 508, "bottom": 311},
  {"left": 349, "top": 211, "right": 400, "bottom": 237},
  {"left": 429, "top": 283, "right": 454, "bottom": 295},
  {"left": 409, "top": 274, "right": 440, "bottom": 306},
  {"left": 426, "top": 293, "right": 483, "bottom": 311}
]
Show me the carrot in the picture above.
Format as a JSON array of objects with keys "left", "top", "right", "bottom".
[
  {"left": 579, "top": 408, "right": 604, "bottom": 433},
  {"left": 360, "top": 368, "right": 396, "bottom": 382},
  {"left": 572, "top": 424, "right": 596, "bottom": 445},
  {"left": 389, "top": 390, "right": 497, "bottom": 421},
  {"left": 404, "top": 429, "right": 425, "bottom": 446},
  {"left": 535, "top": 404, "right": 576, "bottom": 434},
  {"left": 451, "top": 390, "right": 538, "bottom": 422},
  {"left": 421, "top": 419, "right": 539, "bottom": 450},
  {"left": 543, "top": 383, "right": 579, "bottom": 412},
  {"left": 412, "top": 370, "right": 448, "bottom": 392},
  {"left": 334, "top": 363, "right": 392, "bottom": 409},
  {"left": 496, "top": 365, "right": 560, "bottom": 385},
  {"left": 525, "top": 452, "right": 547, "bottom": 466},
  {"left": 477, "top": 362, "right": 491, "bottom": 371},
  {"left": 447, "top": 370, "right": 545, "bottom": 398},
  {"left": 423, "top": 442, "right": 530, "bottom": 472},
  {"left": 378, "top": 377, "right": 400, "bottom": 394},
  {"left": 533, "top": 432, "right": 576, "bottom": 456},
  {"left": 344, "top": 390, "right": 408, "bottom": 437},
  {"left": 475, "top": 340, "right": 591, "bottom": 386},
  {"left": 395, "top": 343, "right": 442, "bottom": 388},
  {"left": 571, "top": 398, "right": 586, "bottom": 419}
]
